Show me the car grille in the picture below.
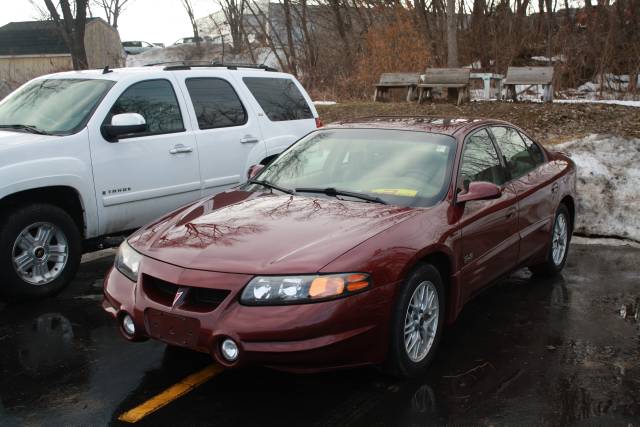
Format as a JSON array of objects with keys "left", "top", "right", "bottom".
[{"left": 142, "top": 274, "right": 230, "bottom": 312}]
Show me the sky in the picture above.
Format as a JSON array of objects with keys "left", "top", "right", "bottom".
[{"left": 1, "top": 0, "right": 218, "bottom": 46}]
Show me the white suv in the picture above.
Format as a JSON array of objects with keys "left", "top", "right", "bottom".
[{"left": 0, "top": 64, "right": 320, "bottom": 299}]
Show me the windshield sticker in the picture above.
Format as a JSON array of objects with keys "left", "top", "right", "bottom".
[{"left": 371, "top": 189, "right": 418, "bottom": 197}]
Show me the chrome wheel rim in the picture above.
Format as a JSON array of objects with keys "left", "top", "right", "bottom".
[
  {"left": 11, "top": 222, "right": 68, "bottom": 286},
  {"left": 404, "top": 281, "right": 439, "bottom": 363},
  {"left": 552, "top": 213, "right": 568, "bottom": 266}
]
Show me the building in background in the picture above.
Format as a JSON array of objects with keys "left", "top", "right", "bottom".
[{"left": 0, "top": 18, "right": 124, "bottom": 92}]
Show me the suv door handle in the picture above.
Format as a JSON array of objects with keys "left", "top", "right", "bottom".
[
  {"left": 551, "top": 183, "right": 559, "bottom": 193},
  {"left": 170, "top": 144, "right": 193, "bottom": 154},
  {"left": 240, "top": 135, "right": 259, "bottom": 144},
  {"left": 506, "top": 207, "right": 517, "bottom": 219}
]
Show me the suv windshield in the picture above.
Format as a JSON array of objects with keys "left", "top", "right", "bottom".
[
  {"left": 251, "top": 128, "right": 456, "bottom": 207},
  {"left": 0, "top": 78, "right": 115, "bottom": 135}
]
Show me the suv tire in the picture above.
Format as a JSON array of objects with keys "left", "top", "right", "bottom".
[{"left": 0, "top": 204, "right": 82, "bottom": 300}]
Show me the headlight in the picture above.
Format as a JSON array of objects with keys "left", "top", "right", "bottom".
[
  {"left": 240, "top": 273, "right": 370, "bottom": 305},
  {"left": 115, "top": 241, "right": 143, "bottom": 282}
]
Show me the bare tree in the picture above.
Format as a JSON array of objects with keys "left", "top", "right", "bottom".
[
  {"left": 182, "top": 0, "right": 201, "bottom": 47},
  {"left": 92, "top": 0, "right": 134, "bottom": 29},
  {"left": 42, "top": 0, "right": 90, "bottom": 70},
  {"left": 446, "top": 0, "right": 458, "bottom": 67},
  {"left": 216, "top": 0, "right": 246, "bottom": 54}
]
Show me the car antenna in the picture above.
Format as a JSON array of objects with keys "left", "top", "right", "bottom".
[{"left": 102, "top": 65, "right": 113, "bottom": 74}]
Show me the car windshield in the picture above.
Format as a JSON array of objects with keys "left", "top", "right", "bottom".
[
  {"left": 251, "top": 128, "right": 456, "bottom": 207},
  {"left": 0, "top": 78, "right": 115, "bottom": 135}
]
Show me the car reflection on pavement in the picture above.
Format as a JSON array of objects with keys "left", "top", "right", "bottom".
[{"left": 0, "top": 244, "right": 638, "bottom": 426}]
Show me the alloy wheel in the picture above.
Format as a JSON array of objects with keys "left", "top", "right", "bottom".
[
  {"left": 403, "top": 280, "right": 439, "bottom": 362},
  {"left": 11, "top": 222, "right": 69, "bottom": 286},
  {"left": 552, "top": 213, "right": 568, "bottom": 266}
]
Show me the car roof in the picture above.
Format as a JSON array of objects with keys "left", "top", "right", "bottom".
[
  {"left": 34, "top": 66, "right": 294, "bottom": 83},
  {"left": 327, "top": 116, "right": 514, "bottom": 136}
]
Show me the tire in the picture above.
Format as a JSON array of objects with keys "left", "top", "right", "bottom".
[
  {"left": 385, "top": 264, "right": 446, "bottom": 378},
  {"left": 0, "top": 203, "right": 82, "bottom": 300},
  {"left": 530, "top": 204, "right": 572, "bottom": 277}
]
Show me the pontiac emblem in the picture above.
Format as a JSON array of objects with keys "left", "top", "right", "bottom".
[{"left": 172, "top": 287, "right": 189, "bottom": 309}]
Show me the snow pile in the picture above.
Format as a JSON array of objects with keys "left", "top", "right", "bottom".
[
  {"left": 555, "top": 135, "right": 640, "bottom": 242},
  {"left": 126, "top": 44, "right": 282, "bottom": 69}
]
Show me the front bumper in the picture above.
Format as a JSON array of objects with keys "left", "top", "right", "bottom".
[{"left": 102, "top": 256, "right": 396, "bottom": 372}]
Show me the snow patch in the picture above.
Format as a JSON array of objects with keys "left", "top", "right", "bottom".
[
  {"left": 555, "top": 135, "right": 640, "bottom": 242},
  {"left": 555, "top": 99, "right": 640, "bottom": 108}
]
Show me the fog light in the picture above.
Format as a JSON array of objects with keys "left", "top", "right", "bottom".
[
  {"left": 122, "top": 314, "right": 136, "bottom": 336},
  {"left": 221, "top": 338, "right": 239, "bottom": 362}
]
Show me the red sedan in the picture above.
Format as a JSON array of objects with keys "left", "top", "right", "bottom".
[{"left": 103, "top": 117, "right": 576, "bottom": 377}]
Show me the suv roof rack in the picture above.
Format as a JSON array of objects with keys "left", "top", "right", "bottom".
[{"left": 143, "top": 60, "right": 278, "bottom": 72}]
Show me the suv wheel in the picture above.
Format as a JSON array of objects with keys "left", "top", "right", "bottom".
[{"left": 0, "top": 204, "right": 81, "bottom": 300}]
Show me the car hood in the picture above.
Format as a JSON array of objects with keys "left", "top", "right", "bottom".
[
  {"left": 0, "top": 131, "right": 59, "bottom": 166},
  {"left": 129, "top": 191, "right": 420, "bottom": 274},
  {"left": 0, "top": 130, "right": 56, "bottom": 147}
]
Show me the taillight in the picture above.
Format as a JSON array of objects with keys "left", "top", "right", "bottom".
[{"left": 315, "top": 117, "right": 324, "bottom": 128}]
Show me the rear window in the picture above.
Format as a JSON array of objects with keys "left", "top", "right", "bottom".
[
  {"left": 185, "top": 78, "right": 247, "bottom": 129},
  {"left": 242, "top": 77, "right": 313, "bottom": 122}
]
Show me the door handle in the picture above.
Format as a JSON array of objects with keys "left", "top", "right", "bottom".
[
  {"left": 506, "top": 207, "right": 517, "bottom": 219},
  {"left": 551, "top": 183, "right": 559, "bottom": 193},
  {"left": 240, "top": 135, "right": 259, "bottom": 144},
  {"left": 170, "top": 144, "right": 193, "bottom": 154}
]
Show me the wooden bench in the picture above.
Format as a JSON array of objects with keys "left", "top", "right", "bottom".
[
  {"left": 373, "top": 73, "right": 420, "bottom": 102},
  {"left": 417, "top": 68, "right": 471, "bottom": 105},
  {"left": 503, "top": 66, "right": 554, "bottom": 102}
]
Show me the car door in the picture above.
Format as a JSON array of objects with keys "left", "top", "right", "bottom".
[
  {"left": 457, "top": 128, "right": 520, "bottom": 301},
  {"left": 237, "top": 73, "right": 318, "bottom": 160},
  {"left": 89, "top": 77, "right": 201, "bottom": 235},
  {"left": 489, "top": 126, "right": 558, "bottom": 264},
  {"left": 175, "top": 71, "right": 266, "bottom": 196}
]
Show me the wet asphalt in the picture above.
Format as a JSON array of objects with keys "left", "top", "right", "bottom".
[{"left": 0, "top": 243, "right": 638, "bottom": 426}]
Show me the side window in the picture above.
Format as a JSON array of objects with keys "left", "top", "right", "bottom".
[
  {"left": 459, "top": 129, "right": 506, "bottom": 190},
  {"left": 185, "top": 78, "right": 247, "bottom": 129},
  {"left": 491, "top": 127, "right": 538, "bottom": 179},
  {"left": 519, "top": 131, "right": 546, "bottom": 165},
  {"left": 242, "top": 77, "right": 313, "bottom": 121},
  {"left": 106, "top": 79, "right": 184, "bottom": 136}
]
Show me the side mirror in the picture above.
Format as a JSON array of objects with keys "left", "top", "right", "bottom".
[
  {"left": 457, "top": 181, "right": 502, "bottom": 203},
  {"left": 247, "top": 164, "right": 265, "bottom": 180},
  {"left": 101, "top": 113, "right": 147, "bottom": 142}
]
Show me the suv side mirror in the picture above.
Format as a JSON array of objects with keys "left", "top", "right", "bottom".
[
  {"left": 457, "top": 181, "right": 502, "bottom": 203},
  {"left": 247, "top": 164, "right": 265, "bottom": 180},
  {"left": 101, "top": 113, "right": 147, "bottom": 142}
]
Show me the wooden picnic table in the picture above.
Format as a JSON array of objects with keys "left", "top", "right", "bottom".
[
  {"left": 503, "top": 66, "right": 554, "bottom": 102},
  {"left": 417, "top": 68, "right": 471, "bottom": 105},
  {"left": 373, "top": 73, "right": 420, "bottom": 102}
]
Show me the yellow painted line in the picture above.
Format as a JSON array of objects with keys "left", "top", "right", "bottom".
[{"left": 118, "top": 364, "right": 223, "bottom": 423}]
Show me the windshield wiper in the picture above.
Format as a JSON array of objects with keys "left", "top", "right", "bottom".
[
  {"left": 295, "top": 187, "right": 387, "bottom": 204},
  {"left": 248, "top": 179, "right": 295, "bottom": 195},
  {"left": 0, "top": 124, "right": 50, "bottom": 135}
]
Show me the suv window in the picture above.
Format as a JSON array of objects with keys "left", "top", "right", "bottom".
[
  {"left": 243, "top": 77, "right": 313, "bottom": 121},
  {"left": 459, "top": 129, "right": 506, "bottom": 190},
  {"left": 185, "top": 78, "right": 247, "bottom": 129},
  {"left": 491, "top": 127, "right": 540, "bottom": 179},
  {"left": 105, "top": 79, "right": 184, "bottom": 137}
]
